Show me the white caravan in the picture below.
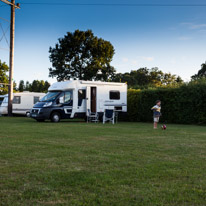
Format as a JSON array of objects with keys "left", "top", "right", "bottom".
[
  {"left": 30, "top": 80, "right": 127, "bottom": 122},
  {"left": 0, "top": 92, "right": 45, "bottom": 116}
]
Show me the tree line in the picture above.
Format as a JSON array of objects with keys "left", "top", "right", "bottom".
[
  {"left": 112, "top": 67, "right": 183, "bottom": 89},
  {"left": 18, "top": 80, "right": 50, "bottom": 93}
]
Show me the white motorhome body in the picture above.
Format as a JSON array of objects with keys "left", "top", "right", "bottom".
[
  {"left": 0, "top": 92, "right": 45, "bottom": 116},
  {"left": 30, "top": 80, "right": 127, "bottom": 122}
]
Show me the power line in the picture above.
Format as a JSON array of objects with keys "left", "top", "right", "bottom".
[
  {"left": 0, "top": 17, "right": 9, "bottom": 22},
  {"left": 19, "top": 3, "right": 206, "bottom": 7},
  {"left": 0, "top": 23, "right": 9, "bottom": 47},
  {"left": 0, "top": 47, "right": 9, "bottom": 51},
  {"left": 0, "top": 25, "right": 10, "bottom": 45},
  {"left": 0, "top": 4, "right": 8, "bottom": 7},
  {"left": 0, "top": 4, "right": 9, "bottom": 52}
]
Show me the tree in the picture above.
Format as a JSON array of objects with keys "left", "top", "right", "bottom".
[
  {"left": 112, "top": 68, "right": 151, "bottom": 86},
  {"left": 25, "top": 81, "right": 30, "bottom": 91},
  {"left": 44, "top": 81, "right": 50, "bottom": 92},
  {"left": 131, "top": 68, "right": 151, "bottom": 86},
  {"left": 191, "top": 62, "right": 206, "bottom": 80},
  {"left": 149, "top": 67, "right": 164, "bottom": 87},
  {"left": 112, "top": 67, "right": 183, "bottom": 88},
  {"left": 30, "top": 80, "right": 40, "bottom": 92},
  {"left": 22, "top": 80, "right": 50, "bottom": 92},
  {"left": 13, "top": 81, "right": 17, "bottom": 92},
  {"left": 18, "top": 80, "right": 25, "bottom": 92},
  {"left": 0, "top": 60, "right": 9, "bottom": 95},
  {"left": 49, "top": 30, "right": 116, "bottom": 81},
  {"left": 176, "top": 76, "right": 184, "bottom": 84},
  {"left": 38, "top": 80, "right": 45, "bottom": 92}
]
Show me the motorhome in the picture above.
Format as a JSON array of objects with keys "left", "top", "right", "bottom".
[
  {"left": 0, "top": 92, "right": 45, "bottom": 116},
  {"left": 30, "top": 80, "right": 127, "bottom": 122}
]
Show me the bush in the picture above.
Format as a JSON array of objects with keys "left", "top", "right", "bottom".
[{"left": 127, "top": 81, "right": 206, "bottom": 124}]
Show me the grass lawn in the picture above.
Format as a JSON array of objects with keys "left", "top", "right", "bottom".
[{"left": 0, "top": 117, "right": 206, "bottom": 206}]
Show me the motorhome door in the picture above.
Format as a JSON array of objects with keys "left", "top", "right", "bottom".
[
  {"left": 86, "top": 86, "right": 91, "bottom": 115},
  {"left": 86, "top": 86, "right": 97, "bottom": 114},
  {"left": 91, "top": 87, "right": 97, "bottom": 113}
]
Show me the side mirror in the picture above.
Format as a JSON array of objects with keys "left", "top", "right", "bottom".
[{"left": 59, "top": 96, "right": 64, "bottom": 104}]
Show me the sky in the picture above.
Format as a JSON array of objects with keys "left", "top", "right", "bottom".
[{"left": 0, "top": 0, "right": 206, "bottom": 85}]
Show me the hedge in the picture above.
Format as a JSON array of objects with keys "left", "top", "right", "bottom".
[{"left": 126, "top": 82, "right": 206, "bottom": 124}]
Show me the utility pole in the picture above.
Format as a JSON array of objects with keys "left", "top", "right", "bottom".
[
  {"left": 0, "top": 0, "right": 20, "bottom": 116},
  {"left": 8, "top": 0, "right": 15, "bottom": 116}
]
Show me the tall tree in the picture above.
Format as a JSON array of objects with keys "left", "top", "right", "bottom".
[
  {"left": 25, "top": 81, "right": 30, "bottom": 91},
  {"left": 0, "top": 60, "right": 9, "bottom": 95},
  {"left": 38, "top": 80, "right": 45, "bottom": 92},
  {"left": 49, "top": 30, "right": 116, "bottom": 81},
  {"left": 191, "top": 62, "right": 206, "bottom": 80},
  {"left": 44, "top": 81, "right": 50, "bottom": 92},
  {"left": 149, "top": 67, "right": 164, "bottom": 87},
  {"left": 131, "top": 68, "right": 151, "bottom": 86},
  {"left": 18, "top": 80, "right": 25, "bottom": 92},
  {"left": 30, "top": 80, "right": 40, "bottom": 92}
]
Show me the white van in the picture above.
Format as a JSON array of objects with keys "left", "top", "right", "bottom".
[
  {"left": 0, "top": 92, "right": 45, "bottom": 116},
  {"left": 30, "top": 80, "right": 127, "bottom": 122}
]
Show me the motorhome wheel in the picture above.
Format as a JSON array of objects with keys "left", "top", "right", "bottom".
[
  {"left": 26, "top": 112, "right": 30, "bottom": 117},
  {"left": 51, "top": 112, "right": 61, "bottom": 123}
]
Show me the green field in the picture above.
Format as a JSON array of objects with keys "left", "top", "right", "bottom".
[{"left": 0, "top": 117, "right": 206, "bottom": 206}]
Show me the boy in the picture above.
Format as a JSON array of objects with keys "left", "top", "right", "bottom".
[{"left": 151, "top": 100, "right": 161, "bottom": 129}]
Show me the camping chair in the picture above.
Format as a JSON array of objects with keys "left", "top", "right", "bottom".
[
  {"left": 103, "top": 109, "right": 115, "bottom": 124},
  {"left": 87, "top": 109, "right": 99, "bottom": 123}
]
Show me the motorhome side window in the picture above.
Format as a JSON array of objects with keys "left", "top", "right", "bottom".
[
  {"left": 109, "top": 91, "right": 120, "bottom": 100},
  {"left": 13, "top": 96, "right": 21, "bottom": 104},
  {"left": 57, "top": 91, "right": 73, "bottom": 105},
  {"left": 78, "top": 89, "right": 86, "bottom": 106},
  {"left": 34, "top": 96, "right": 40, "bottom": 104},
  {"left": 65, "top": 91, "right": 72, "bottom": 103}
]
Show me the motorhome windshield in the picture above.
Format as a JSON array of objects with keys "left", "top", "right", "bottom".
[{"left": 40, "top": 92, "right": 60, "bottom": 102}]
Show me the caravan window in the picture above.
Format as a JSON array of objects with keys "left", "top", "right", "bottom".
[
  {"left": 109, "top": 91, "right": 120, "bottom": 100},
  {"left": 78, "top": 89, "right": 86, "bottom": 106},
  {"left": 13, "top": 96, "right": 21, "bottom": 104},
  {"left": 34, "top": 96, "right": 40, "bottom": 104}
]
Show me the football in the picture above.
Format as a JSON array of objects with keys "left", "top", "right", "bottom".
[{"left": 161, "top": 124, "right": 167, "bottom": 130}]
